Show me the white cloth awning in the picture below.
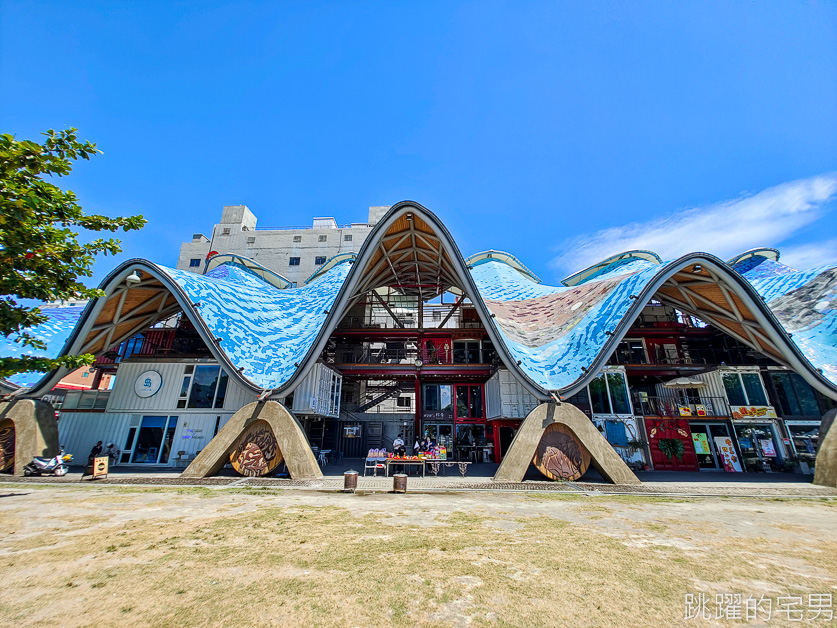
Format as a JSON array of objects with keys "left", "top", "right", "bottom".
[{"left": 663, "top": 376, "right": 706, "bottom": 389}]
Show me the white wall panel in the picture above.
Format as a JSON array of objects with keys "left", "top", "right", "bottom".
[
  {"left": 486, "top": 370, "right": 538, "bottom": 420},
  {"left": 58, "top": 412, "right": 134, "bottom": 461},
  {"left": 107, "top": 361, "right": 255, "bottom": 413},
  {"left": 58, "top": 411, "right": 235, "bottom": 467}
]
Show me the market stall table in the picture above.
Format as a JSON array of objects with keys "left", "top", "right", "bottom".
[
  {"left": 425, "top": 459, "right": 472, "bottom": 477},
  {"left": 385, "top": 458, "right": 425, "bottom": 477}
]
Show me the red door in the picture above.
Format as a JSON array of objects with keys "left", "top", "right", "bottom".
[{"left": 644, "top": 418, "right": 699, "bottom": 471}]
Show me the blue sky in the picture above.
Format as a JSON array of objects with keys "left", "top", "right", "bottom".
[{"left": 2, "top": 1, "right": 836, "bottom": 286}]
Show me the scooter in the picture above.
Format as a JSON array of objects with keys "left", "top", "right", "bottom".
[{"left": 23, "top": 449, "right": 73, "bottom": 477}]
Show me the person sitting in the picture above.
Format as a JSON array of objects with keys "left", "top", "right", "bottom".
[
  {"left": 392, "top": 434, "right": 406, "bottom": 456},
  {"left": 88, "top": 441, "right": 103, "bottom": 463},
  {"left": 105, "top": 443, "right": 120, "bottom": 467}
]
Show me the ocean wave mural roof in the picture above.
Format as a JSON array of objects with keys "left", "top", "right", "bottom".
[{"left": 3, "top": 202, "right": 836, "bottom": 401}]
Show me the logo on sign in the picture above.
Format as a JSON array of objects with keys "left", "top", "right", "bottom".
[{"left": 134, "top": 370, "right": 163, "bottom": 398}]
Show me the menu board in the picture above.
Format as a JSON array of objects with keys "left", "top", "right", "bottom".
[
  {"left": 713, "top": 437, "right": 743, "bottom": 472},
  {"left": 692, "top": 432, "right": 711, "bottom": 455}
]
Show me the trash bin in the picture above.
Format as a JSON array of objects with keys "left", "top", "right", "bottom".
[
  {"left": 343, "top": 470, "right": 358, "bottom": 492},
  {"left": 393, "top": 473, "right": 407, "bottom": 493}
]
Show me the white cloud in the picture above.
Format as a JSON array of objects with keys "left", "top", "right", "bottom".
[
  {"left": 550, "top": 173, "right": 837, "bottom": 276},
  {"left": 780, "top": 239, "right": 837, "bottom": 270}
]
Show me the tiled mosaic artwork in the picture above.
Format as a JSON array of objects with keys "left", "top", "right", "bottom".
[{"left": 2, "top": 244, "right": 835, "bottom": 396}]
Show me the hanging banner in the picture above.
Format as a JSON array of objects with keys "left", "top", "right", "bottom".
[
  {"left": 692, "top": 432, "right": 711, "bottom": 455},
  {"left": 713, "top": 436, "right": 743, "bottom": 472},
  {"left": 731, "top": 406, "right": 777, "bottom": 419}
]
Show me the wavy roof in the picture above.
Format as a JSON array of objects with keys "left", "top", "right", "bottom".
[{"left": 3, "top": 202, "right": 836, "bottom": 403}]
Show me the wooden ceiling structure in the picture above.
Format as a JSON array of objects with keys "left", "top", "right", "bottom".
[
  {"left": 352, "top": 211, "right": 463, "bottom": 301},
  {"left": 653, "top": 262, "right": 787, "bottom": 363},
  {"left": 76, "top": 271, "right": 182, "bottom": 356}
]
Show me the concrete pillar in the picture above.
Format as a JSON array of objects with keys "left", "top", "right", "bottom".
[
  {"left": 0, "top": 399, "right": 60, "bottom": 476},
  {"left": 813, "top": 409, "right": 837, "bottom": 488},
  {"left": 182, "top": 401, "right": 322, "bottom": 479},
  {"left": 493, "top": 401, "right": 640, "bottom": 484}
]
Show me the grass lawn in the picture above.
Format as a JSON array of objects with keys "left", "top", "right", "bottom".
[{"left": 0, "top": 484, "right": 835, "bottom": 627}]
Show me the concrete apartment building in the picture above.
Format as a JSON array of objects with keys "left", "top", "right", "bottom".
[{"left": 177, "top": 204, "right": 391, "bottom": 286}]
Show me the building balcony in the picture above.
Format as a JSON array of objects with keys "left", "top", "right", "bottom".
[
  {"left": 633, "top": 395, "right": 731, "bottom": 418},
  {"left": 328, "top": 346, "right": 492, "bottom": 367},
  {"left": 609, "top": 346, "right": 758, "bottom": 368}
]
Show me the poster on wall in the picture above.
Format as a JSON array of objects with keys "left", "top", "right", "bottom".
[
  {"left": 759, "top": 439, "right": 777, "bottom": 457},
  {"left": 695, "top": 404, "right": 707, "bottom": 416},
  {"left": 678, "top": 406, "right": 692, "bottom": 417},
  {"left": 713, "top": 437, "right": 743, "bottom": 472},
  {"left": 692, "top": 432, "right": 711, "bottom": 455}
]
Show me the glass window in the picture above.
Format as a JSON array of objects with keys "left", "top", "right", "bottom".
[
  {"left": 318, "top": 235, "right": 327, "bottom": 242},
  {"left": 131, "top": 416, "right": 167, "bottom": 463},
  {"left": 315, "top": 256, "right": 326, "bottom": 265},
  {"left": 423, "top": 384, "right": 453, "bottom": 412},
  {"left": 178, "top": 375, "right": 191, "bottom": 404},
  {"left": 772, "top": 373, "right": 801, "bottom": 416},
  {"left": 566, "top": 388, "right": 591, "bottom": 417},
  {"left": 440, "top": 385, "right": 452, "bottom": 412},
  {"left": 607, "top": 372, "right": 631, "bottom": 414},
  {"left": 344, "top": 234, "right": 353, "bottom": 241},
  {"left": 293, "top": 235, "right": 302, "bottom": 243},
  {"left": 741, "top": 373, "right": 767, "bottom": 406},
  {"left": 722, "top": 373, "right": 747, "bottom": 406},
  {"left": 456, "top": 386, "right": 470, "bottom": 417},
  {"left": 289, "top": 257, "right": 300, "bottom": 266},
  {"left": 123, "top": 427, "right": 137, "bottom": 451},
  {"left": 790, "top": 373, "right": 821, "bottom": 416},
  {"left": 188, "top": 366, "right": 221, "bottom": 408},
  {"left": 589, "top": 375, "right": 611, "bottom": 414},
  {"left": 214, "top": 370, "right": 229, "bottom": 408},
  {"left": 424, "top": 385, "right": 439, "bottom": 411},
  {"left": 482, "top": 340, "right": 497, "bottom": 364},
  {"left": 453, "top": 340, "right": 481, "bottom": 364},
  {"left": 189, "top": 259, "right": 201, "bottom": 268},
  {"left": 470, "top": 386, "right": 483, "bottom": 419},
  {"left": 159, "top": 417, "right": 178, "bottom": 464},
  {"left": 456, "top": 423, "right": 486, "bottom": 445},
  {"left": 467, "top": 342, "right": 481, "bottom": 364}
]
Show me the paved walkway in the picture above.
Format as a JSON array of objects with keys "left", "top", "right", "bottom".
[{"left": 2, "top": 462, "right": 836, "bottom": 497}]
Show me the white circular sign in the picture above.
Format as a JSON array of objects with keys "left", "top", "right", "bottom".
[{"left": 134, "top": 370, "right": 163, "bottom": 398}]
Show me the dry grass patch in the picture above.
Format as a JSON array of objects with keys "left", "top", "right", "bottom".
[{"left": 0, "top": 488, "right": 834, "bottom": 626}]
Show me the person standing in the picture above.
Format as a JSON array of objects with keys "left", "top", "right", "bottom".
[{"left": 392, "top": 434, "right": 406, "bottom": 456}]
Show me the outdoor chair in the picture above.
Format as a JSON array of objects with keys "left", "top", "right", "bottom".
[
  {"left": 364, "top": 456, "right": 380, "bottom": 476},
  {"left": 318, "top": 449, "right": 331, "bottom": 467}
]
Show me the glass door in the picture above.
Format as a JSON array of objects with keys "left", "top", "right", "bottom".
[
  {"left": 454, "top": 385, "right": 484, "bottom": 421},
  {"left": 130, "top": 416, "right": 179, "bottom": 464},
  {"left": 690, "top": 423, "right": 732, "bottom": 470},
  {"left": 422, "top": 423, "right": 453, "bottom": 451}
]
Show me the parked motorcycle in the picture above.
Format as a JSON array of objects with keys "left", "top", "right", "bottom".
[{"left": 23, "top": 449, "right": 73, "bottom": 477}]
